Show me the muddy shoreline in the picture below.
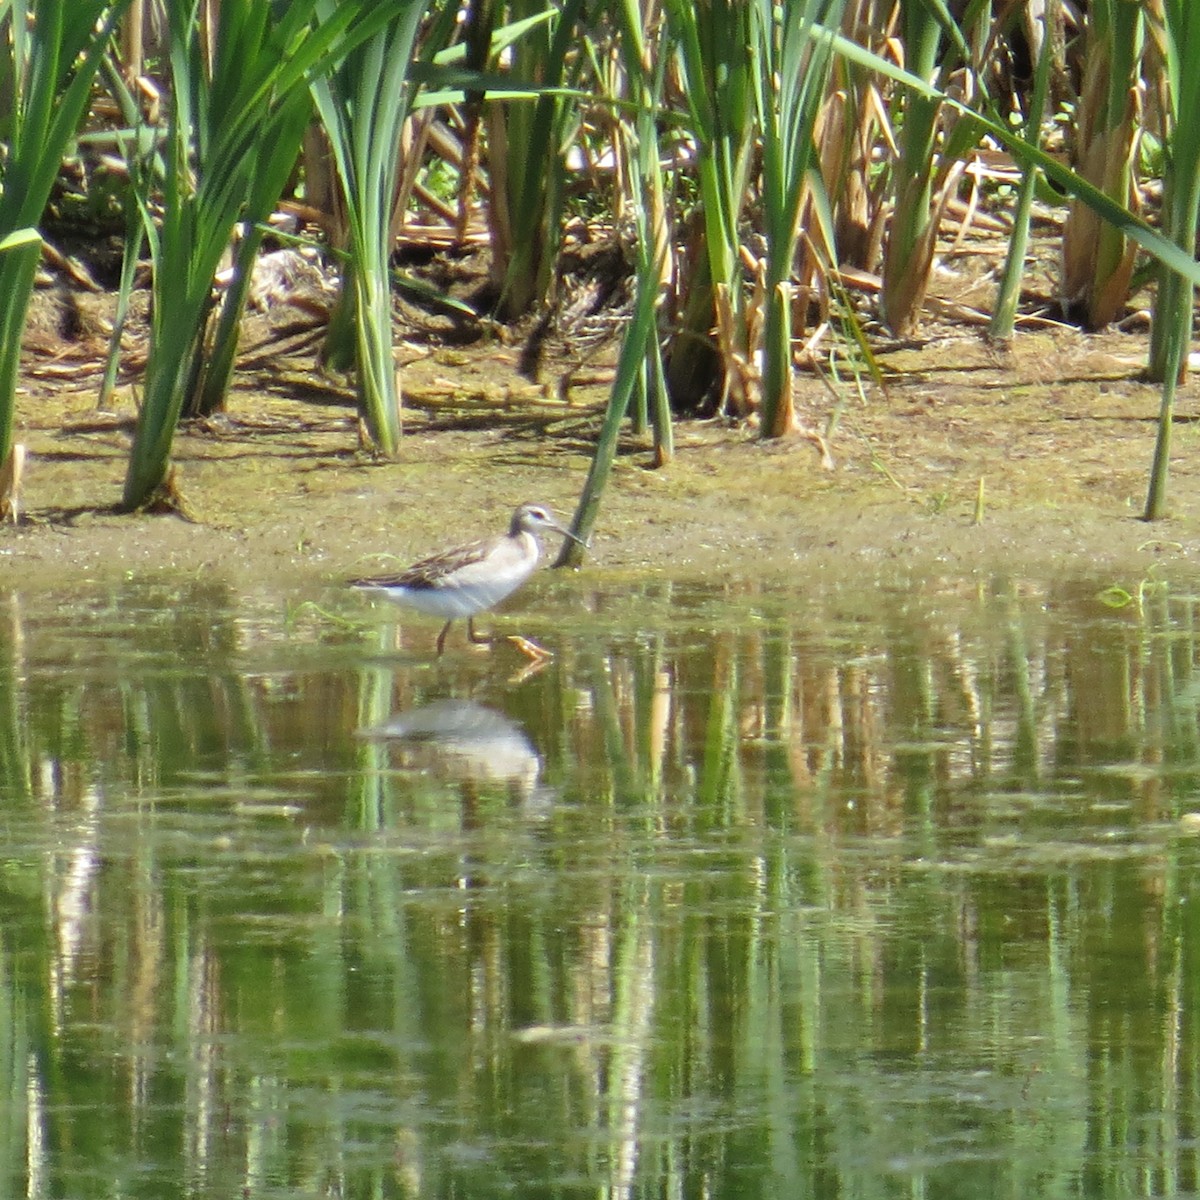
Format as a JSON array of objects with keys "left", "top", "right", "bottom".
[{"left": 4, "top": 324, "right": 1199, "bottom": 595}]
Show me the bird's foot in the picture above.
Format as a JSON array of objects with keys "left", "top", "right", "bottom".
[{"left": 506, "top": 635, "right": 553, "bottom": 662}]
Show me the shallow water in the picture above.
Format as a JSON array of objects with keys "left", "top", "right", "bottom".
[{"left": 2, "top": 572, "right": 1200, "bottom": 1198}]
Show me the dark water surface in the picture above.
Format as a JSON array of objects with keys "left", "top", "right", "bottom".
[{"left": 2, "top": 572, "right": 1200, "bottom": 1198}]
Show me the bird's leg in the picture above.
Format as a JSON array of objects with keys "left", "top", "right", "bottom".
[
  {"left": 435, "top": 620, "right": 453, "bottom": 656},
  {"left": 466, "top": 617, "right": 493, "bottom": 646}
]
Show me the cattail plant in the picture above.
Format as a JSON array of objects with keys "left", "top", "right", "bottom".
[
  {"left": 122, "top": 0, "right": 419, "bottom": 510},
  {"left": 661, "top": 0, "right": 756, "bottom": 416},
  {"left": 483, "top": 0, "right": 586, "bottom": 320},
  {"left": 752, "top": 0, "right": 845, "bottom": 437},
  {"left": 308, "top": 0, "right": 430, "bottom": 458},
  {"left": 879, "top": 0, "right": 987, "bottom": 336},
  {"left": 1059, "top": 0, "right": 1144, "bottom": 329}
]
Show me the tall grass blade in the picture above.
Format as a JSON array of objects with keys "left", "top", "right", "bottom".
[
  {"left": 96, "top": 60, "right": 158, "bottom": 412},
  {"left": 0, "top": 236, "right": 41, "bottom": 468},
  {"left": 557, "top": 238, "right": 664, "bottom": 565},
  {"left": 619, "top": 0, "right": 673, "bottom": 464},
  {"left": 1144, "top": 0, "right": 1200, "bottom": 518},
  {"left": 0, "top": 0, "right": 130, "bottom": 467},
  {"left": 192, "top": 88, "right": 313, "bottom": 416},
  {"left": 557, "top": 0, "right": 672, "bottom": 555},
  {"left": 1147, "top": 1, "right": 1200, "bottom": 385},
  {"left": 988, "top": 0, "right": 1055, "bottom": 343}
]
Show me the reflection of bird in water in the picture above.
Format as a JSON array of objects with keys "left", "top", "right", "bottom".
[
  {"left": 351, "top": 502, "right": 582, "bottom": 659},
  {"left": 359, "top": 699, "right": 547, "bottom": 806}
]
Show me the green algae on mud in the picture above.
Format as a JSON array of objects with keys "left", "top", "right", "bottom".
[{"left": 3, "top": 324, "right": 1199, "bottom": 593}]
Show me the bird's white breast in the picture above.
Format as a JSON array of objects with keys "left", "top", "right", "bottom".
[{"left": 370, "top": 532, "right": 541, "bottom": 619}]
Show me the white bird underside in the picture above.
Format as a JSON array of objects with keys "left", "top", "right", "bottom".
[{"left": 357, "top": 535, "right": 540, "bottom": 620}]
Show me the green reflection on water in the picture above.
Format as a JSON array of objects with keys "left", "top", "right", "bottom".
[{"left": 1, "top": 575, "right": 1200, "bottom": 1198}]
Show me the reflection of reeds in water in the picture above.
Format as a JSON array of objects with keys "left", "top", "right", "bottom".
[{"left": 4, "top": 577, "right": 1200, "bottom": 1193}]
